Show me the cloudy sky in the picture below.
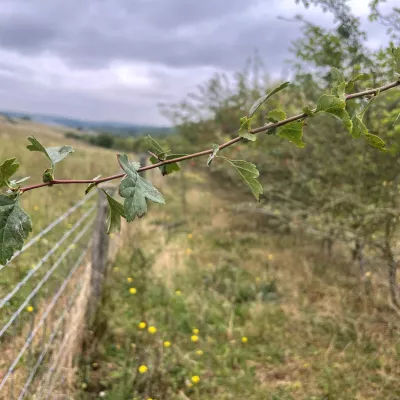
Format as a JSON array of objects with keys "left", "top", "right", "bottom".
[{"left": 0, "top": 0, "right": 395, "bottom": 125}]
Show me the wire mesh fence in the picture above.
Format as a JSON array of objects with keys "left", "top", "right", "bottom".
[{"left": 0, "top": 190, "right": 103, "bottom": 400}]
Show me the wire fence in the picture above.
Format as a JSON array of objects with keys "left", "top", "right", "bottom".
[{"left": 0, "top": 189, "right": 114, "bottom": 400}]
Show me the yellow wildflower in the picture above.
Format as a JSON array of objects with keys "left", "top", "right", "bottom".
[
  {"left": 192, "top": 328, "right": 199, "bottom": 335},
  {"left": 129, "top": 287, "right": 137, "bottom": 294},
  {"left": 148, "top": 326, "right": 157, "bottom": 334},
  {"left": 127, "top": 277, "right": 133, "bottom": 283},
  {"left": 175, "top": 290, "right": 182, "bottom": 296},
  {"left": 138, "top": 365, "right": 148, "bottom": 374},
  {"left": 138, "top": 322, "right": 146, "bottom": 329},
  {"left": 191, "top": 375, "right": 200, "bottom": 384},
  {"left": 196, "top": 349, "right": 203, "bottom": 356},
  {"left": 187, "top": 233, "right": 193, "bottom": 239},
  {"left": 292, "top": 381, "right": 302, "bottom": 390},
  {"left": 163, "top": 341, "right": 171, "bottom": 348},
  {"left": 241, "top": 336, "right": 248, "bottom": 343},
  {"left": 26, "top": 305, "right": 34, "bottom": 313},
  {"left": 191, "top": 335, "right": 199, "bottom": 343}
]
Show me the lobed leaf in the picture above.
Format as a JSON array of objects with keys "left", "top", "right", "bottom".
[
  {"left": 238, "top": 116, "right": 255, "bottom": 141},
  {"left": 26, "top": 136, "right": 74, "bottom": 171},
  {"left": 277, "top": 121, "right": 306, "bottom": 148},
  {"left": 118, "top": 154, "right": 165, "bottom": 222},
  {"left": 207, "top": 144, "right": 220, "bottom": 166},
  {"left": 365, "top": 133, "right": 386, "bottom": 151},
  {"left": 220, "top": 157, "right": 263, "bottom": 201},
  {"left": 316, "top": 94, "right": 352, "bottom": 133},
  {"left": 0, "top": 158, "right": 20, "bottom": 189},
  {"left": 149, "top": 154, "right": 183, "bottom": 176},
  {"left": 0, "top": 194, "right": 32, "bottom": 265},
  {"left": 85, "top": 175, "right": 102, "bottom": 195},
  {"left": 302, "top": 106, "right": 316, "bottom": 117},
  {"left": 102, "top": 189, "right": 126, "bottom": 234},
  {"left": 248, "top": 81, "right": 290, "bottom": 117},
  {"left": 330, "top": 67, "right": 345, "bottom": 83},
  {"left": 267, "top": 109, "right": 287, "bottom": 123},
  {"left": 350, "top": 115, "right": 368, "bottom": 139}
]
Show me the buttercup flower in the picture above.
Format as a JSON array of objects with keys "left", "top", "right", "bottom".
[
  {"left": 148, "top": 326, "right": 157, "bottom": 334},
  {"left": 163, "top": 341, "right": 171, "bottom": 348},
  {"left": 192, "top": 328, "right": 199, "bottom": 335},
  {"left": 129, "top": 287, "right": 137, "bottom": 294},
  {"left": 26, "top": 306, "right": 34, "bottom": 313},
  {"left": 191, "top": 335, "right": 199, "bottom": 343},
  {"left": 175, "top": 290, "right": 182, "bottom": 296},
  {"left": 196, "top": 349, "right": 203, "bottom": 356},
  {"left": 241, "top": 336, "right": 248, "bottom": 343},
  {"left": 127, "top": 277, "right": 133, "bottom": 283},
  {"left": 138, "top": 365, "right": 148, "bottom": 374},
  {"left": 191, "top": 375, "right": 200, "bottom": 384},
  {"left": 138, "top": 322, "right": 147, "bottom": 329}
]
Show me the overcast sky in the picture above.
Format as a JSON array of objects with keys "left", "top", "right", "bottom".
[{"left": 0, "top": 0, "right": 395, "bottom": 125}]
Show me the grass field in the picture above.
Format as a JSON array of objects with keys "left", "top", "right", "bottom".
[
  {"left": 78, "top": 166, "right": 400, "bottom": 400},
  {"left": 1, "top": 118, "right": 400, "bottom": 399}
]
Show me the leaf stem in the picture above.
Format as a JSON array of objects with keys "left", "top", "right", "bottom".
[{"left": 19, "top": 78, "right": 400, "bottom": 194}]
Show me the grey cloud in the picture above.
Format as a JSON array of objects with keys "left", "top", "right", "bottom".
[{"left": 0, "top": 0, "right": 293, "bottom": 70}]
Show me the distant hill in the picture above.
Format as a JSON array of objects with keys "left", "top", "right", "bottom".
[{"left": 0, "top": 110, "right": 174, "bottom": 137}]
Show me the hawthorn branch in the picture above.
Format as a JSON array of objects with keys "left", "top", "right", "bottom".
[{"left": 20, "top": 78, "right": 400, "bottom": 194}]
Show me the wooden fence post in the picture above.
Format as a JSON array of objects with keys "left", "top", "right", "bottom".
[{"left": 87, "top": 189, "right": 110, "bottom": 324}]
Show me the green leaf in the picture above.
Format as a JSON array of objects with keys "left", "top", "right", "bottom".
[
  {"left": 330, "top": 67, "right": 345, "bottom": 83},
  {"left": 248, "top": 82, "right": 290, "bottom": 117},
  {"left": 0, "top": 158, "right": 20, "bottom": 189},
  {"left": 316, "top": 94, "right": 352, "bottom": 133},
  {"left": 390, "top": 44, "right": 400, "bottom": 74},
  {"left": 302, "top": 106, "right": 315, "bottom": 117},
  {"left": 267, "top": 109, "right": 287, "bottom": 123},
  {"left": 0, "top": 194, "right": 32, "bottom": 265},
  {"left": 207, "top": 144, "right": 220, "bottom": 166},
  {"left": 277, "top": 121, "right": 306, "bottom": 148},
  {"left": 118, "top": 154, "right": 165, "bottom": 222},
  {"left": 42, "top": 169, "right": 54, "bottom": 183},
  {"left": 145, "top": 135, "right": 170, "bottom": 161},
  {"left": 331, "top": 81, "right": 346, "bottom": 101},
  {"left": 220, "top": 158, "right": 263, "bottom": 201},
  {"left": 85, "top": 175, "right": 102, "bottom": 195},
  {"left": 238, "top": 116, "right": 255, "bottom": 141},
  {"left": 149, "top": 154, "right": 183, "bottom": 176},
  {"left": 346, "top": 73, "right": 370, "bottom": 92},
  {"left": 102, "top": 189, "right": 126, "bottom": 234},
  {"left": 26, "top": 136, "right": 73, "bottom": 171},
  {"left": 365, "top": 133, "right": 386, "bottom": 151},
  {"left": 350, "top": 115, "right": 368, "bottom": 139},
  {"left": 8, "top": 176, "right": 30, "bottom": 189}
]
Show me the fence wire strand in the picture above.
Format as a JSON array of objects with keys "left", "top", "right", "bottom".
[
  {"left": 0, "top": 191, "right": 103, "bottom": 399},
  {"left": 0, "top": 241, "right": 92, "bottom": 392},
  {"left": 0, "top": 191, "right": 95, "bottom": 272},
  {"left": 0, "top": 216, "right": 95, "bottom": 340},
  {"left": 0, "top": 204, "right": 96, "bottom": 310},
  {"left": 17, "top": 248, "right": 91, "bottom": 400}
]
